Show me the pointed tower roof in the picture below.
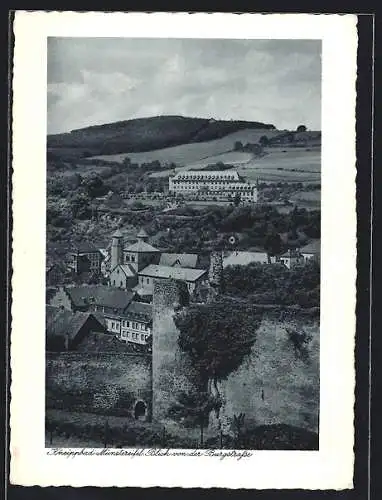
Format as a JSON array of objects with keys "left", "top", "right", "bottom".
[
  {"left": 137, "top": 228, "right": 148, "bottom": 239},
  {"left": 112, "top": 229, "right": 123, "bottom": 238}
]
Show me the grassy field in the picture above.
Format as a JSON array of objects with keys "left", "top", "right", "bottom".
[
  {"left": 289, "top": 190, "right": 321, "bottom": 208},
  {"left": 237, "top": 147, "right": 320, "bottom": 184},
  {"left": 148, "top": 146, "right": 321, "bottom": 184},
  {"left": 90, "top": 128, "right": 283, "bottom": 166}
]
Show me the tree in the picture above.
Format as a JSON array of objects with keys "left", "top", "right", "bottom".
[
  {"left": 234, "top": 140, "right": 243, "bottom": 151},
  {"left": 296, "top": 125, "right": 307, "bottom": 132},
  {"left": 259, "top": 135, "right": 269, "bottom": 147},
  {"left": 69, "top": 191, "right": 91, "bottom": 220},
  {"left": 122, "top": 157, "right": 132, "bottom": 168},
  {"left": 264, "top": 231, "right": 282, "bottom": 255},
  {"left": 168, "top": 390, "right": 219, "bottom": 447},
  {"left": 174, "top": 301, "right": 262, "bottom": 403},
  {"left": 84, "top": 175, "right": 108, "bottom": 199}
]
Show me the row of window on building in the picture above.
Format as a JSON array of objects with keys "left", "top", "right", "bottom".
[
  {"left": 120, "top": 330, "right": 149, "bottom": 342},
  {"left": 109, "top": 319, "right": 149, "bottom": 331},
  {"left": 172, "top": 183, "right": 254, "bottom": 191}
]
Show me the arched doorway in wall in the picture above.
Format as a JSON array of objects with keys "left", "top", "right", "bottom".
[{"left": 134, "top": 400, "right": 147, "bottom": 420}]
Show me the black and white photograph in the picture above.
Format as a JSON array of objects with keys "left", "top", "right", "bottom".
[
  {"left": 45, "top": 36, "right": 321, "bottom": 451},
  {"left": 11, "top": 11, "right": 357, "bottom": 489}
]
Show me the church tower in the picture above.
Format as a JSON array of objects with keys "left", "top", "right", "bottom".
[
  {"left": 137, "top": 228, "right": 149, "bottom": 242},
  {"left": 110, "top": 229, "right": 123, "bottom": 271}
]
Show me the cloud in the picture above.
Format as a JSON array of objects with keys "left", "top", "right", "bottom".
[{"left": 47, "top": 38, "right": 321, "bottom": 134}]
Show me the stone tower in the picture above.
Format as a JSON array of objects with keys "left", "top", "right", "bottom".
[
  {"left": 208, "top": 251, "right": 224, "bottom": 299},
  {"left": 110, "top": 229, "right": 123, "bottom": 271},
  {"left": 152, "top": 279, "right": 199, "bottom": 423}
]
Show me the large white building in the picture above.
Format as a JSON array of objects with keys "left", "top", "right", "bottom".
[{"left": 169, "top": 170, "right": 258, "bottom": 202}]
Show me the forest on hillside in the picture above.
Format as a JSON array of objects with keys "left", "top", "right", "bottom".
[{"left": 47, "top": 116, "right": 276, "bottom": 160}]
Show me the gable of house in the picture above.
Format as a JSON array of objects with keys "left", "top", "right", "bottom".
[
  {"left": 46, "top": 306, "right": 106, "bottom": 350},
  {"left": 159, "top": 253, "right": 199, "bottom": 268}
]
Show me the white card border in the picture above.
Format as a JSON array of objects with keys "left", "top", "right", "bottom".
[{"left": 10, "top": 11, "right": 357, "bottom": 489}]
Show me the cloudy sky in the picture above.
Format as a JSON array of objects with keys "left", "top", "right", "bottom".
[{"left": 47, "top": 38, "right": 321, "bottom": 135}]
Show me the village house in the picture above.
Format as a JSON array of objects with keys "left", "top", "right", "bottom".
[
  {"left": 222, "top": 250, "right": 271, "bottom": 268},
  {"left": 110, "top": 301, "right": 153, "bottom": 345},
  {"left": 300, "top": 239, "right": 321, "bottom": 263},
  {"left": 46, "top": 305, "right": 107, "bottom": 351},
  {"left": 67, "top": 242, "right": 102, "bottom": 275},
  {"left": 48, "top": 285, "right": 154, "bottom": 345},
  {"left": 109, "top": 263, "right": 138, "bottom": 290},
  {"left": 279, "top": 249, "right": 303, "bottom": 269},
  {"left": 136, "top": 264, "right": 207, "bottom": 296},
  {"left": 49, "top": 285, "right": 135, "bottom": 315}
]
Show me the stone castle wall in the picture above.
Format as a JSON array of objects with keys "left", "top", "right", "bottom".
[
  {"left": 217, "top": 312, "right": 319, "bottom": 433},
  {"left": 151, "top": 277, "right": 320, "bottom": 433},
  {"left": 46, "top": 352, "right": 152, "bottom": 419}
]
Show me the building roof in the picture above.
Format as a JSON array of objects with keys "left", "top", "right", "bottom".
[
  {"left": 125, "top": 301, "right": 152, "bottom": 322},
  {"left": 223, "top": 251, "right": 268, "bottom": 268},
  {"left": 280, "top": 249, "right": 301, "bottom": 258},
  {"left": 300, "top": 239, "right": 321, "bottom": 255},
  {"left": 46, "top": 306, "right": 106, "bottom": 340},
  {"left": 139, "top": 264, "right": 206, "bottom": 282},
  {"left": 137, "top": 228, "right": 148, "bottom": 238},
  {"left": 65, "top": 285, "right": 134, "bottom": 310},
  {"left": 111, "top": 264, "right": 136, "bottom": 277},
  {"left": 159, "top": 253, "right": 198, "bottom": 268},
  {"left": 69, "top": 242, "right": 100, "bottom": 254},
  {"left": 132, "top": 285, "right": 153, "bottom": 297},
  {"left": 124, "top": 240, "right": 160, "bottom": 253}
]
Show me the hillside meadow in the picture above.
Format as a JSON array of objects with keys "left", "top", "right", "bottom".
[{"left": 90, "top": 128, "right": 283, "bottom": 166}]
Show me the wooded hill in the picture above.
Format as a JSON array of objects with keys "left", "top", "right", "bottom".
[{"left": 47, "top": 115, "right": 276, "bottom": 161}]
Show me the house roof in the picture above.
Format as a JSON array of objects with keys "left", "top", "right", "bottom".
[
  {"left": 280, "top": 249, "right": 301, "bottom": 258},
  {"left": 223, "top": 251, "right": 268, "bottom": 268},
  {"left": 159, "top": 253, "right": 198, "bottom": 268},
  {"left": 46, "top": 306, "right": 106, "bottom": 340},
  {"left": 300, "top": 240, "right": 321, "bottom": 255},
  {"left": 125, "top": 301, "right": 152, "bottom": 322},
  {"left": 111, "top": 264, "right": 136, "bottom": 277},
  {"left": 132, "top": 285, "right": 153, "bottom": 297},
  {"left": 69, "top": 242, "right": 100, "bottom": 254},
  {"left": 124, "top": 240, "right": 160, "bottom": 253},
  {"left": 65, "top": 285, "right": 134, "bottom": 310},
  {"left": 139, "top": 264, "right": 206, "bottom": 282}
]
